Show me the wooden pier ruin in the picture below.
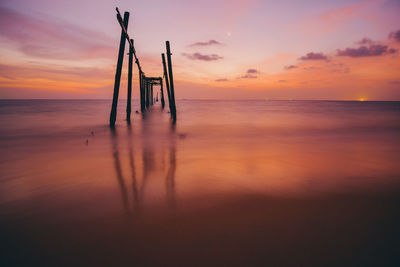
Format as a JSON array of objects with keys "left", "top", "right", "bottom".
[{"left": 110, "top": 7, "right": 176, "bottom": 127}]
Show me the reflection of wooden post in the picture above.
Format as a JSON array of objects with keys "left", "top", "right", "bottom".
[
  {"left": 160, "top": 78, "right": 165, "bottom": 109},
  {"left": 126, "top": 39, "right": 133, "bottom": 122},
  {"left": 139, "top": 72, "right": 145, "bottom": 112},
  {"left": 166, "top": 41, "right": 176, "bottom": 120},
  {"left": 162, "top": 53, "right": 172, "bottom": 113},
  {"left": 110, "top": 12, "right": 129, "bottom": 127}
]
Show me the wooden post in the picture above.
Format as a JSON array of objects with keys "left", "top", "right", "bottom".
[
  {"left": 166, "top": 41, "right": 176, "bottom": 120},
  {"left": 145, "top": 78, "right": 150, "bottom": 108},
  {"left": 126, "top": 39, "right": 133, "bottom": 122},
  {"left": 160, "top": 78, "right": 165, "bottom": 108},
  {"left": 151, "top": 83, "right": 153, "bottom": 105},
  {"left": 110, "top": 12, "right": 129, "bottom": 127},
  {"left": 139, "top": 72, "right": 145, "bottom": 112},
  {"left": 143, "top": 78, "right": 147, "bottom": 109},
  {"left": 162, "top": 53, "right": 172, "bottom": 113}
]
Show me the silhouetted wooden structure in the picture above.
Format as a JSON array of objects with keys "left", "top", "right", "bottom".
[{"left": 109, "top": 7, "right": 176, "bottom": 127}]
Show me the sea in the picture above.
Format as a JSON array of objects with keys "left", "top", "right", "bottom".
[{"left": 0, "top": 99, "right": 400, "bottom": 266}]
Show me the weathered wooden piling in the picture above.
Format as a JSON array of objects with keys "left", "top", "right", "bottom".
[
  {"left": 110, "top": 12, "right": 129, "bottom": 127},
  {"left": 166, "top": 41, "right": 176, "bottom": 119},
  {"left": 151, "top": 83, "right": 154, "bottom": 105},
  {"left": 162, "top": 53, "right": 172, "bottom": 113},
  {"left": 160, "top": 78, "right": 165, "bottom": 108},
  {"left": 143, "top": 77, "right": 147, "bottom": 110},
  {"left": 126, "top": 39, "right": 134, "bottom": 122},
  {"left": 145, "top": 78, "right": 150, "bottom": 108},
  {"left": 110, "top": 8, "right": 178, "bottom": 125},
  {"left": 140, "top": 71, "right": 145, "bottom": 112}
]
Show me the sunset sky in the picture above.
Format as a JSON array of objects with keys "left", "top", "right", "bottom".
[{"left": 0, "top": 0, "right": 399, "bottom": 100}]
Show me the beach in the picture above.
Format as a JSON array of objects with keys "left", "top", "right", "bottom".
[{"left": 1, "top": 99, "right": 400, "bottom": 266}]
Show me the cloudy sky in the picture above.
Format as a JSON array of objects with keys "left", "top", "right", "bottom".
[{"left": 0, "top": 0, "right": 399, "bottom": 100}]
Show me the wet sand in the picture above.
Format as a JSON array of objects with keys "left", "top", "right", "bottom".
[{"left": 1, "top": 100, "right": 400, "bottom": 266}]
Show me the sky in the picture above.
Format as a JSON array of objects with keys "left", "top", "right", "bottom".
[{"left": 0, "top": 0, "right": 399, "bottom": 100}]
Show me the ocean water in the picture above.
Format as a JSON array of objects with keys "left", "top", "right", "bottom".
[{"left": 0, "top": 99, "right": 400, "bottom": 266}]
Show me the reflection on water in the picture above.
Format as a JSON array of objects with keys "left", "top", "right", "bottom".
[
  {"left": 127, "top": 124, "right": 139, "bottom": 213},
  {"left": 166, "top": 144, "right": 176, "bottom": 207},
  {"left": 110, "top": 108, "right": 177, "bottom": 218},
  {"left": 110, "top": 128, "right": 130, "bottom": 217},
  {"left": 0, "top": 100, "right": 400, "bottom": 266}
]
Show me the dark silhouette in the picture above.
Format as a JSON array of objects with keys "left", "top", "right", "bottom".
[
  {"left": 162, "top": 53, "right": 172, "bottom": 114},
  {"left": 166, "top": 41, "right": 177, "bottom": 121},
  {"left": 109, "top": 11, "right": 129, "bottom": 127},
  {"left": 110, "top": 7, "right": 174, "bottom": 125},
  {"left": 126, "top": 38, "right": 134, "bottom": 122},
  {"left": 160, "top": 77, "right": 165, "bottom": 108},
  {"left": 140, "top": 72, "right": 145, "bottom": 112}
]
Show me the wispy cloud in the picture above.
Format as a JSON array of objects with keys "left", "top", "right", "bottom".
[
  {"left": 182, "top": 53, "right": 223, "bottom": 61},
  {"left": 299, "top": 52, "right": 328, "bottom": 61},
  {"left": 215, "top": 78, "right": 228, "bottom": 82},
  {"left": 337, "top": 44, "right": 397, "bottom": 57},
  {"left": 189, "top": 40, "right": 222, "bottom": 47},
  {"left": 247, "top": 69, "right": 259, "bottom": 74},
  {"left": 356, "top": 38, "right": 373, "bottom": 45},
  {"left": 238, "top": 68, "right": 260, "bottom": 79},
  {"left": 0, "top": 6, "right": 114, "bottom": 60},
  {"left": 389, "top": 30, "right": 400, "bottom": 42},
  {"left": 388, "top": 80, "right": 400, "bottom": 85},
  {"left": 0, "top": 63, "right": 112, "bottom": 80},
  {"left": 284, "top": 65, "right": 297, "bottom": 70},
  {"left": 241, "top": 74, "right": 257, "bottom": 79}
]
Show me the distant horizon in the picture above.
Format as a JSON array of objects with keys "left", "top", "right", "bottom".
[{"left": 1, "top": 98, "right": 400, "bottom": 102}]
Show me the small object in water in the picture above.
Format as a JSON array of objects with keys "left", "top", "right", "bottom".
[
  {"left": 91, "top": 131, "right": 94, "bottom": 136},
  {"left": 86, "top": 139, "right": 89, "bottom": 145},
  {"left": 178, "top": 133, "right": 187, "bottom": 139}
]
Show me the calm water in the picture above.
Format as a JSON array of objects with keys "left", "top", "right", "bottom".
[{"left": 0, "top": 99, "right": 400, "bottom": 266}]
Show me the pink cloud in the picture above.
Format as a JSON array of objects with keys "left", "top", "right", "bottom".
[
  {"left": 284, "top": 65, "right": 298, "bottom": 70},
  {"left": 189, "top": 40, "right": 222, "bottom": 47},
  {"left": 299, "top": 52, "right": 328, "bottom": 61},
  {"left": 0, "top": 6, "right": 114, "bottom": 60},
  {"left": 389, "top": 30, "right": 400, "bottom": 42},
  {"left": 337, "top": 44, "right": 397, "bottom": 57},
  {"left": 182, "top": 53, "right": 223, "bottom": 61}
]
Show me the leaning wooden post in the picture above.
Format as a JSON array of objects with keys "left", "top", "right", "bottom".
[
  {"left": 166, "top": 41, "right": 176, "bottom": 119},
  {"left": 126, "top": 39, "right": 133, "bottom": 122},
  {"left": 139, "top": 71, "right": 145, "bottom": 112},
  {"left": 160, "top": 78, "right": 165, "bottom": 109},
  {"left": 110, "top": 11, "right": 129, "bottom": 127},
  {"left": 162, "top": 53, "right": 172, "bottom": 112}
]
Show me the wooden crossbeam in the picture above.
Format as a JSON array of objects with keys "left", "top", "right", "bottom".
[
  {"left": 110, "top": 7, "right": 172, "bottom": 125},
  {"left": 116, "top": 8, "right": 143, "bottom": 74}
]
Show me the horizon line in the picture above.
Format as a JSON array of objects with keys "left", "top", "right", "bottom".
[{"left": 1, "top": 98, "right": 400, "bottom": 102}]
